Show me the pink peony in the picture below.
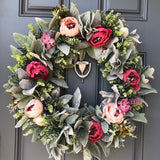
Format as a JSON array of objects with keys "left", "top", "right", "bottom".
[
  {"left": 103, "top": 103, "right": 124, "bottom": 124},
  {"left": 118, "top": 98, "right": 132, "bottom": 113},
  {"left": 41, "top": 33, "right": 55, "bottom": 50},
  {"left": 60, "top": 17, "right": 79, "bottom": 37},
  {"left": 25, "top": 99, "right": 43, "bottom": 118}
]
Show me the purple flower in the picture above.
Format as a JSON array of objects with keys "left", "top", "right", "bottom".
[
  {"left": 41, "top": 33, "right": 55, "bottom": 50},
  {"left": 118, "top": 98, "right": 131, "bottom": 113}
]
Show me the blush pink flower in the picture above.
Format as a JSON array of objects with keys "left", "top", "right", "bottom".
[
  {"left": 41, "top": 33, "right": 55, "bottom": 50},
  {"left": 33, "top": 115, "right": 45, "bottom": 126},
  {"left": 118, "top": 98, "right": 132, "bottom": 113},
  {"left": 25, "top": 99, "right": 43, "bottom": 118},
  {"left": 60, "top": 17, "right": 79, "bottom": 37},
  {"left": 103, "top": 103, "right": 124, "bottom": 124}
]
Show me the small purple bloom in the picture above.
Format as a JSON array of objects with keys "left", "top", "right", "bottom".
[
  {"left": 118, "top": 98, "right": 131, "bottom": 113},
  {"left": 41, "top": 33, "right": 55, "bottom": 50}
]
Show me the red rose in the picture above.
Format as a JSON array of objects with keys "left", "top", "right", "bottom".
[
  {"left": 26, "top": 61, "right": 49, "bottom": 81},
  {"left": 89, "top": 120, "right": 104, "bottom": 143},
  {"left": 123, "top": 69, "right": 140, "bottom": 91},
  {"left": 87, "top": 25, "right": 112, "bottom": 48}
]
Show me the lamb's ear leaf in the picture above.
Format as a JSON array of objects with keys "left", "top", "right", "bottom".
[
  {"left": 83, "top": 149, "right": 92, "bottom": 160},
  {"left": 131, "top": 111, "right": 148, "bottom": 123},
  {"left": 72, "top": 87, "right": 81, "bottom": 108},
  {"left": 15, "top": 115, "right": 28, "bottom": 128},
  {"left": 70, "top": 2, "right": 79, "bottom": 19}
]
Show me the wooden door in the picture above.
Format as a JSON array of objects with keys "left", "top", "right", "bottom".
[{"left": 0, "top": 0, "right": 160, "bottom": 160}]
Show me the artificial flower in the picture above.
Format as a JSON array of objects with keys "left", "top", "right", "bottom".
[
  {"left": 103, "top": 103, "right": 124, "bottom": 124},
  {"left": 41, "top": 33, "right": 55, "bottom": 50},
  {"left": 129, "top": 98, "right": 143, "bottom": 105},
  {"left": 25, "top": 99, "right": 43, "bottom": 118},
  {"left": 26, "top": 61, "right": 49, "bottom": 81},
  {"left": 60, "top": 17, "right": 79, "bottom": 37},
  {"left": 118, "top": 98, "right": 131, "bottom": 113},
  {"left": 87, "top": 25, "right": 112, "bottom": 48},
  {"left": 123, "top": 69, "right": 140, "bottom": 91},
  {"left": 33, "top": 115, "right": 45, "bottom": 126},
  {"left": 89, "top": 120, "right": 104, "bottom": 143}
]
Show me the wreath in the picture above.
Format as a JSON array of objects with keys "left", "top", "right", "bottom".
[{"left": 4, "top": 3, "right": 157, "bottom": 160}]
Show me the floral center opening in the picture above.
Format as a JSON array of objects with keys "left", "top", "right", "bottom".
[
  {"left": 27, "top": 104, "right": 34, "bottom": 111},
  {"left": 89, "top": 126, "right": 97, "bottom": 135},
  {"left": 114, "top": 109, "right": 120, "bottom": 117},
  {"left": 67, "top": 23, "right": 75, "bottom": 29},
  {"left": 93, "top": 37, "right": 102, "bottom": 43}
]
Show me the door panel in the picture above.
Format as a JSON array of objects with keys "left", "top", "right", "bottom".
[{"left": 1, "top": 0, "right": 160, "bottom": 160}]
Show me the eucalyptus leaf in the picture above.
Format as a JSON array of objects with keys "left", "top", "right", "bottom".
[
  {"left": 10, "top": 45, "right": 23, "bottom": 55},
  {"left": 50, "top": 78, "right": 68, "bottom": 88},
  {"left": 72, "top": 87, "right": 81, "bottom": 108},
  {"left": 57, "top": 43, "right": 70, "bottom": 55}
]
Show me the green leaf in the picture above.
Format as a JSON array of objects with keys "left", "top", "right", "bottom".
[
  {"left": 15, "top": 115, "right": 28, "bottom": 128},
  {"left": 138, "top": 88, "right": 157, "bottom": 95},
  {"left": 18, "top": 96, "right": 33, "bottom": 109},
  {"left": 32, "top": 129, "right": 39, "bottom": 142},
  {"left": 87, "top": 140, "right": 101, "bottom": 160},
  {"left": 96, "top": 105, "right": 103, "bottom": 118},
  {"left": 59, "top": 94, "right": 72, "bottom": 105},
  {"left": 101, "top": 121, "right": 109, "bottom": 133},
  {"left": 13, "top": 33, "right": 32, "bottom": 48},
  {"left": 73, "top": 143, "right": 82, "bottom": 154},
  {"left": 50, "top": 78, "right": 68, "bottom": 88},
  {"left": 98, "top": 141, "right": 110, "bottom": 158},
  {"left": 70, "top": 2, "right": 79, "bottom": 19},
  {"left": 83, "top": 149, "right": 92, "bottom": 160},
  {"left": 35, "top": 17, "right": 49, "bottom": 33},
  {"left": 34, "top": 39, "right": 44, "bottom": 54},
  {"left": 22, "top": 85, "right": 37, "bottom": 95},
  {"left": 91, "top": 10, "right": 101, "bottom": 27},
  {"left": 19, "top": 79, "right": 36, "bottom": 90},
  {"left": 72, "top": 87, "right": 81, "bottom": 108},
  {"left": 10, "top": 45, "right": 23, "bottom": 55},
  {"left": 49, "top": 10, "right": 59, "bottom": 30},
  {"left": 57, "top": 43, "right": 70, "bottom": 55},
  {"left": 66, "top": 114, "right": 79, "bottom": 125},
  {"left": 131, "top": 111, "right": 148, "bottom": 123},
  {"left": 86, "top": 47, "right": 102, "bottom": 60},
  {"left": 17, "top": 68, "right": 28, "bottom": 80}
]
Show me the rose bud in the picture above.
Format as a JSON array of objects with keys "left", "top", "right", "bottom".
[
  {"left": 26, "top": 61, "right": 49, "bottom": 81},
  {"left": 25, "top": 99, "right": 43, "bottom": 118},
  {"left": 89, "top": 120, "right": 104, "bottom": 143},
  {"left": 87, "top": 25, "right": 112, "bottom": 48},
  {"left": 103, "top": 103, "right": 124, "bottom": 124},
  {"left": 33, "top": 115, "right": 45, "bottom": 126},
  {"left": 60, "top": 17, "right": 79, "bottom": 37},
  {"left": 123, "top": 69, "right": 140, "bottom": 91}
]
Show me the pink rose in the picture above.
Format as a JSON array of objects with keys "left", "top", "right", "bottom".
[
  {"left": 87, "top": 25, "right": 112, "bottom": 48},
  {"left": 25, "top": 99, "right": 43, "bottom": 118},
  {"left": 118, "top": 98, "right": 131, "bottom": 113},
  {"left": 103, "top": 103, "right": 124, "bottom": 124},
  {"left": 123, "top": 69, "right": 140, "bottom": 91},
  {"left": 60, "top": 17, "right": 79, "bottom": 37},
  {"left": 26, "top": 61, "right": 49, "bottom": 81}
]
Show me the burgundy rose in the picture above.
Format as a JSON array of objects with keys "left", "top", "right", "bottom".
[
  {"left": 26, "top": 61, "right": 49, "bottom": 81},
  {"left": 123, "top": 69, "right": 140, "bottom": 91},
  {"left": 87, "top": 25, "right": 112, "bottom": 48},
  {"left": 89, "top": 120, "right": 104, "bottom": 143}
]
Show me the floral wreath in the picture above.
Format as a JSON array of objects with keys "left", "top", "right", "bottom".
[{"left": 4, "top": 3, "right": 157, "bottom": 160}]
